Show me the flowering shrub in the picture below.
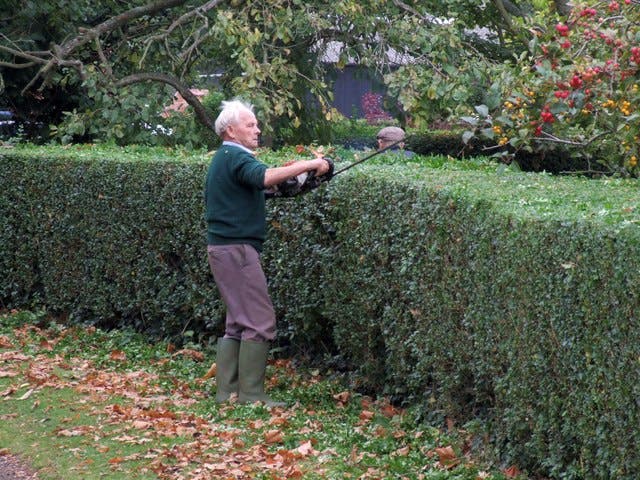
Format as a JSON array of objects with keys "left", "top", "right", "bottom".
[
  {"left": 463, "top": 1, "right": 640, "bottom": 175},
  {"left": 361, "top": 91, "right": 393, "bottom": 124}
]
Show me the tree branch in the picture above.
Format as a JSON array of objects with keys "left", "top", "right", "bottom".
[
  {"left": 149, "top": 0, "right": 223, "bottom": 42},
  {"left": 59, "top": 0, "right": 189, "bottom": 58},
  {"left": 94, "top": 38, "right": 113, "bottom": 80},
  {"left": 116, "top": 72, "right": 215, "bottom": 132},
  {"left": 0, "top": 60, "right": 37, "bottom": 69},
  {"left": 5, "top": 0, "right": 191, "bottom": 94},
  {"left": 391, "top": 0, "right": 426, "bottom": 20},
  {"left": 140, "top": 0, "right": 224, "bottom": 69},
  {"left": 0, "top": 45, "right": 49, "bottom": 65},
  {"left": 536, "top": 129, "right": 612, "bottom": 147},
  {"left": 492, "top": 0, "right": 516, "bottom": 34}
]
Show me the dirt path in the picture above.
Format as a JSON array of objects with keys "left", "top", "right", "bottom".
[{"left": 0, "top": 451, "right": 39, "bottom": 480}]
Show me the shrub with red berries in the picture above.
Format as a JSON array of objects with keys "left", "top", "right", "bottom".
[{"left": 463, "top": 0, "right": 640, "bottom": 175}]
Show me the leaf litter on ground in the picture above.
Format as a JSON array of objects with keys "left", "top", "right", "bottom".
[{"left": 0, "top": 310, "right": 517, "bottom": 480}]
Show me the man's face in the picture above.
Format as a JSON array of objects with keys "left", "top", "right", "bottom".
[
  {"left": 227, "top": 110, "right": 261, "bottom": 149},
  {"left": 377, "top": 136, "right": 403, "bottom": 151},
  {"left": 377, "top": 137, "right": 389, "bottom": 150}
]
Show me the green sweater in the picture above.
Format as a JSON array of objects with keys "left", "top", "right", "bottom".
[{"left": 205, "top": 143, "right": 268, "bottom": 252}]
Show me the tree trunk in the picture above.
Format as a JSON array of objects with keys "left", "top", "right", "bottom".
[{"left": 117, "top": 72, "right": 215, "bottom": 132}]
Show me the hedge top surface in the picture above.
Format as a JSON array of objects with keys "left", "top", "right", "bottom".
[
  {"left": 3, "top": 143, "right": 211, "bottom": 164},
  {"left": 355, "top": 163, "right": 640, "bottom": 229},
  {"left": 3, "top": 143, "right": 639, "bottom": 230}
]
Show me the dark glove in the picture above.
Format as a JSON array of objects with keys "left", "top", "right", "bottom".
[
  {"left": 265, "top": 157, "right": 334, "bottom": 199},
  {"left": 299, "top": 156, "right": 334, "bottom": 193}
]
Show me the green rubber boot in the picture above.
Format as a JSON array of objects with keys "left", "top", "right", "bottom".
[
  {"left": 238, "top": 340, "right": 286, "bottom": 407},
  {"left": 215, "top": 337, "right": 240, "bottom": 403}
]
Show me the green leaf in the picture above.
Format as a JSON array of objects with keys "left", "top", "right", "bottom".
[
  {"left": 462, "top": 130, "right": 475, "bottom": 144},
  {"left": 474, "top": 105, "right": 489, "bottom": 118},
  {"left": 460, "top": 117, "right": 478, "bottom": 127}
]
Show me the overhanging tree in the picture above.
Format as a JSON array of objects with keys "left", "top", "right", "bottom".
[
  {"left": 0, "top": 0, "right": 573, "bottom": 145},
  {"left": 1, "top": 0, "right": 408, "bottom": 145},
  {"left": 377, "top": 0, "right": 579, "bottom": 128}
]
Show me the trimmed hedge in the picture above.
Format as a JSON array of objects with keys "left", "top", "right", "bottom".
[
  {"left": 2, "top": 145, "right": 640, "bottom": 479},
  {"left": 0, "top": 146, "right": 221, "bottom": 338},
  {"left": 266, "top": 166, "right": 640, "bottom": 479}
]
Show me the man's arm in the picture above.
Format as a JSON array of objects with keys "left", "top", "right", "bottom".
[{"left": 263, "top": 158, "right": 330, "bottom": 188}]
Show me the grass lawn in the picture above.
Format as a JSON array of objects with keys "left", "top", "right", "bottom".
[{"left": 0, "top": 310, "right": 516, "bottom": 480}]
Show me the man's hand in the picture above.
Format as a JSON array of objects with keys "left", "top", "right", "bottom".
[
  {"left": 310, "top": 157, "right": 331, "bottom": 176},
  {"left": 264, "top": 157, "right": 332, "bottom": 189},
  {"left": 265, "top": 157, "right": 334, "bottom": 199}
]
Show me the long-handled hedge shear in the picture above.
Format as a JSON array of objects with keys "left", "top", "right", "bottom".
[{"left": 267, "top": 138, "right": 406, "bottom": 198}]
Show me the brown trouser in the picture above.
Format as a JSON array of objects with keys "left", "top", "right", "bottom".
[{"left": 207, "top": 244, "right": 276, "bottom": 342}]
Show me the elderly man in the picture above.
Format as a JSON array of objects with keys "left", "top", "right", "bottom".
[
  {"left": 205, "top": 99, "right": 330, "bottom": 407},
  {"left": 376, "top": 126, "right": 415, "bottom": 157}
]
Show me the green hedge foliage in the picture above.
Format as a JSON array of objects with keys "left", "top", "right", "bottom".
[
  {"left": 0, "top": 145, "right": 221, "bottom": 338},
  {"left": 2, "top": 145, "right": 640, "bottom": 479}
]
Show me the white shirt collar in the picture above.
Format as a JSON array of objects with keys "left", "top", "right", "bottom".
[{"left": 223, "top": 140, "right": 254, "bottom": 155}]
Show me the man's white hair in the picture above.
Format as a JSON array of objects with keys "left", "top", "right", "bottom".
[{"left": 214, "top": 99, "right": 254, "bottom": 137}]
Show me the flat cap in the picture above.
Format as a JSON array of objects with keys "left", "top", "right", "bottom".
[{"left": 377, "top": 126, "right": 406, "bottom": 142}]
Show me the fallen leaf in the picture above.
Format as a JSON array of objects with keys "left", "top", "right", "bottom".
[
  {"left": 249, "top": 419, "right": 266, "bottom": 429},
  {"left": 358, "top": 410, "right": 374, "bottom": 422},
  {"left": 113, "top": 435, "right": 152, "bottom": 444},
  {"left": 18, "top": 388, "right": 35, "bottom": 400},
  {"left": 144, "top": 408, "right": 176, "bottom": 420},
  {"left": 233, "top": 438, "right": 245, "bottom": 449},
  {"left": 264, "top": 429, "right": 284, "bottom": 444},
  {"left": 56, "top": 428, "right": 88, "bottom": 437},
  {"left": 393, "top": 446, "right": 410, "bottom": 457},
  {"left": 285, "top": 465, "right": 304, "bottom": 478},
  {"left": 0, "top": 370, "right": 17, "bottom": 378},
  {"left": 446, "top": 417, "right": 455, "bottom": 431},
  {"left": 349, "top": 447, "right": 363, "bottom": 463},
  {"left": 269, "top": 416, "right": 289, "bottom": 427},
  {"left": 435, "top": 445, "right": 459, "bottom": 468},
  {"left": 373, "top": 426, "right": 387, "bottom": 438},
  {"left": 172, "top": 349, "right": 204, "bottom": 362},
  {"left": 0, "top": 350, "right": 31, "bottom": 362},
  {"left": 0, "top": 336, "right": 12, "bottom": 348},
  {"left": 333, "top": 391, "right": 350, "bottom": 405},
  {"left": 131, "top": 420, "right": 152, "bottom": 430},
  {"left": 109, "top": 350, "right": 127, "bottom": 361},
  {"left": 202, "top": 462, "right": 229, "bottom": 473},
  {"left": 295, "top": 440, "right": 318, "bottom": 457},
  {"left": 380, "top": 403, "right": 401, "bottom": 418},
  {"left": 0, "top": 387, "right": 16, "bottom": 397},
  {"left": 0, "top": 352, "right": 30, "bottom": 362},
  {"left": 201, "top": 362, "right": 216, "bottom": 380},
  {"left": 503, "top": 465, "right": 521, "bottom": 478}
]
